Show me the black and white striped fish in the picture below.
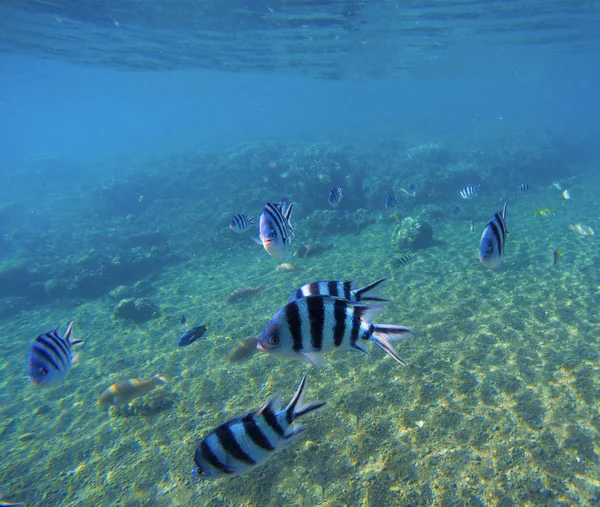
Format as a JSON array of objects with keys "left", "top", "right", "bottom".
[
  {"left": 393, "top": 252, "right": 419, "bottom": 267},
  {"left": 27, "top": 322, "right": 83, "bottom": 387},
  {"left": 258, "top": 201, "right": 294, "bottom": 259},
  {"left": 288, "top": 279, "right": 389, "bottom": 304},
  {"left": 193, "top": 373, "right": 324, "bottom": 480},
  {"left": 385, "top": 195, "right": 399, "bottom": 209},
  {"left": 479, "top": 202, "right": 508, "bottom": 269},
  {"left": 229, "top": 213, "right": 255, "bottom": 233},
  {"left": 451, "top": 205, "right": 463, "bottom": 216},
  {"left": 328, "top": 187, "right": 343, "bottom": 207},
  {"left": 460, "top": 185, "right": 480, "bottom": 199},
  {"left": 519, "top": 183, "right": 535, "bottom": 193},
  {"left": 257, "top": 296, "right": 413, "bottom": 366}
]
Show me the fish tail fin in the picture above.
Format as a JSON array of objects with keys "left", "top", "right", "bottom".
[
  {"left": 249, "top": 216, "right": 256, "bottom": 226},
  {"left": 370, "top": 324, "right": 413, "bottom": 366},
  {"left": 354, "top": 278, "right": 390, "bottom": 302},
  {"left": 284, "top": 374, "right": 325, "bottom": 428},
  {"left": 153, "top": 374, "right": 167, "bottom": 385},
  {"left": 65, "top": 321, "right": 84, "bottom": 346}
]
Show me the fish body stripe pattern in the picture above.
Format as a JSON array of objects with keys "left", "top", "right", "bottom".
[
  {"left": 307, "top": 296, "right": 325, "bottom": 350},
  {"left": 286, "top": 302, "right": 304, "bottom": 351},
  {"left": 479, "top": 202, "right": 508, "bottom": 269},
  {"left": 460, "top": 184, "right": 480, "bottom": 199},
  {"left": 288, "top": 279, "right": 387, "bottom": 303},
  {"left": 264, "top": 203, "right": 290, "bottom": 244},
  {"left": 229, "top": 214, "right": 255, "bottom": 232}
]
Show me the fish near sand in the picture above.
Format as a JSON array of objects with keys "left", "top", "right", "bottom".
[
  {"left": 258, "top": 201, "right": 294, "bottom": 259},
  {"left": 479, "top": 202, "right": 508, "bottom": 269},
  {"left": 192, "top": 374, "right": 324, "bottom": 479},
  {"left": 226, "top": 286, "right": 265, "bottom": 303},
  {"left": 293, "top": 243, "right": 333, "bottom": 259},
  {"left": 553, "top": 248, "right": 562, "bottom": 265},
  {"left": 258, "top": 295, "right": 413, "bottom": 366},
  {"left": 98, "top": 375, "right": 167, "bottom": 406},
  {"left": 177, "top": 325, "right": 208, "bottom": 347},
  {"left": 228, "top": 336, "right": 260, "bottom": 363},
  {"left": 275, "top": 263, "right": 304, "bottom": 272},
  {"left": 27, "top": 322, "right": 83, "bottom": 387}
]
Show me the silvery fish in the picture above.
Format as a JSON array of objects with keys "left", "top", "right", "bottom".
[
  {"left": 328, "top": 187, "right": 343, "bottom": 207},
  {"left": 192, "top": 373, "right": 324, "bottom": 479},
  {"left": 98, "top": 374, "right": 167, "bottom": 406},
  {"left": 288, "top": 278, "right": 389, "bottom": 303},
  {"left": 258, "top": 201, "right": 294, "bottom": 259},
  {"left": 258, "top": 295, "right": 413, "bottom": 366},
  {"left": 27, "top": 322, "right": 83, "bottom": 387},
  {"left": 460, "top": 184, "right": 480, "bottom": 199},
  {"left": 229, "top": 214, "right": 255, "bottom": 233},
  {"left": 479, "top": 202, "right": 508, "bottom": 269},
  {"left": 177, "top": 325, "right": 207, "bottom": 347}
]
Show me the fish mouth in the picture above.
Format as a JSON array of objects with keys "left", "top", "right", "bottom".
[{"left": 256, "top": 342, "right": 267, "bottom": 352}]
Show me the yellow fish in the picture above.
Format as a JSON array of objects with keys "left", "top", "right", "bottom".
[
  {"left": 98, "top": 374, "right": 167, "bottom": 406},
  {"left": 534, "top": 208, "right": 553, "bottom": 217}
]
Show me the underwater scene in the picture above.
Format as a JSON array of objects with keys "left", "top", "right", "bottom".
[{"left": 2, "top": 1, "right": 600, "bottom": 506}]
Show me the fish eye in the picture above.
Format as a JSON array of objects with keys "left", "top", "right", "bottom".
[{"left": 269, "top": 336, "right": 280, "bottom": 345}]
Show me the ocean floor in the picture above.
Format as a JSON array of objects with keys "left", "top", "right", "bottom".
[{"left": 1, "top": 173, "right": 600, "bottom": 507}]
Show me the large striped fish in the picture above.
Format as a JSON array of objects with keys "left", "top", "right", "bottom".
[
  {"left": 193, "top": 373, "right": 324, "bottom": 479},
  {"left": 26, "top": 322, "right": 83, "bottom": 387},
  {"left": 479, "top": 202, "right": 508, "bottom": 269},
  {"left": 288, "top": 278, "right": 389, "bottom": 304},
  {"left": 258, "top": 201, "right": 294, "bottom": 259},
  {"left": 257, "top": 296, "right": 413, "bottom": 366}
]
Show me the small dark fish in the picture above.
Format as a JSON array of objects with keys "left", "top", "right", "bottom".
[
  {"left": 408, "top": 184, "right": 416, "bottom": 193},
  {"left": 180, "top": 314, "right": 187, "bottom": 324},
  {"left": 228, "top": 336, "right": 260, "bottom": 363},
  {"left": 363, "top": 185, "right": 372, "bottom": 196},
  {"left": 451, "top": 206, "right": 463, "bottom": 216},
  {"left": 229, "top": 214, "right": 256, "bottom": 233},
  {"left": 193, "top": 374, "right": 324, "bottom": 479},
  {"left": 385, "top": 195, "right": 399, "bottom": 209},
  {"left": 336, "top": 210, "right": 349, "bottom": 219},
  {"left": 460, "top": 184, "right": 480, "bottom": 199},
  {"left": 226, "top": 286, "right": 265, "bottom": 303},
  {"left": 553, "top": 248, "right": 562, "bottom": 264},
  {"left": 328, "top": 187, "right": 343, "bottom": 207},
  {"left": 288, "top": 278, "right": 389, "bottom": 303},
  {"left": 519, "top": 183, "right": 535, "bottom": 193},
  {"left": 479, "top": 202, "right": 508, "bottom": 269},
  {"left": 177, "top": 325, "right": 208, "bottom": 347},
  {"left": 393, "top": 252, "right": 419, "bottom": 266}
]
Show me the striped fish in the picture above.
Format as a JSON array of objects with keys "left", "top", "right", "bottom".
[
  {"left": 385, "top": 195, "right": 399, "bottom": 209},
  {"left": 393, "top": 252, "right": 419, "bottom": 267},
  {"left": 288, "top": 279, "right": 389, "bottom": 304},
  {"left": 519, "top": 183, "right": 535, "bottom": 193},
  {"left": 229, "top": 213, "right": 255, "bottom": 233},
  {"left": 27, "top": 322, "right": 83, "bottom": 387},
  {"left": 451, "top": 205, "right": 463, "bottom": 216},
  {"left": 193, "top": 373, "right": 324, "bottom": 480},
  {"left": 328, "top": 187, "right": 343, "bottom": 207},
  {"left": 460, "top": 184, "right": 480, "bottom": 199},
  {"left": 258, "top": 201, "right": 294, "bottom": 259},
  {"left": 257, "top": 296, "right": 413, "bottom": 366},
  {"left": 479, "top": 202, "right": 508, "bottom": 269}
]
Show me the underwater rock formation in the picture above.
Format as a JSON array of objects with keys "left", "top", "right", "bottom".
[
  {"left": 113, "top": 297, "right": 159, "bottom": 323},
  {"left": 391, "top": 217, "right": 435, "bottom": 252}
]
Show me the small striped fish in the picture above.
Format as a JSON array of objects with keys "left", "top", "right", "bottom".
[
  {"left": 460, "top": 184, "right": 480, "bottom": 199},
  {"left": 393, "top": 252, "right": 419, "bottom": 267},
  {"left": 519, "top": 183, "right": 535, "bottom": 193},
  {"left": 193, "top": 373, "right": 324, "bottom": 479},
  {"left": 385, "top": 195, "right": 399, "bottom": 209},
  {"left": 259, "top": 201, "right": 294, "bottom": 259},
  {"left": 288, "top": 279, "right": 389, "bottom": 304},
  {"left": 451, "top": 205, "right": 463, "bottom": 216},
  {"left": 258, "top": 296, "right": 413, "bottom": 366},
  {"left": 229, "top": 214, "right": 255, "bottom": 233},
  {"left": 27, "top": 322, "right": 83, "bottom": 387},
  {"left": 328, "top": 187, "right": 343, "bottom": 207},
  {"left": 479, "top": 202, "right": 508, "bottom": 269}
]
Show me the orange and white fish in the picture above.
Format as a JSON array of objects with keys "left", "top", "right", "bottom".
[{"left": 98, "top": 374, "right": 167, "bottom": 406}]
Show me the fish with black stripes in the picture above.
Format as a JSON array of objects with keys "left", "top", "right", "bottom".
[
  {"left": 451, "top": 205, "right": 463, "bottom": 216},
  {"left": 258, "top": 201, "right": 294, "bottom": 259},
  {"left": 192, "top": 373, "right": 324, "bottom": 479},
  {"left": 288, "top": 278, "right": 389, "bottom": 304},
  {"left": 257, "top": 295, "right": 413, "bottom": 366},
  {"left": 229, "top": 213, "right": 255, "bottom": 233},
  {"left": 519, "top": 183, "right": 536, "bottom": 193},
  {"left": 479, "top": 202, "right": 508, "bottom": 269},
  {"left": 328, "top": 187, "right": 343, "bottom": 207},
  {"left": 460, "top": 184, "right": 480, "bottom": 199},
  {"left": 26, "top": 322, "right": 83, "bottom": 387},
  {"left": 385, "top": 195, "right": 399, "bottom": 209}
]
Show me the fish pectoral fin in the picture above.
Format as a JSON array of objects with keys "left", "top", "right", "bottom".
[
  {"left": 350, "top": 342, "right": 370, "bottom": 355},
  {"left": 71, "top": 339, "right": 84, "bottom": 347},
  {"left": 251, "top": 236, "right": 262, "bottom": 245},
  {"left": 299, "top": 351, "right": 325, "bottom": 367},
  {"left": 71, "top": 352, "right": 81, "bottom": 364}
]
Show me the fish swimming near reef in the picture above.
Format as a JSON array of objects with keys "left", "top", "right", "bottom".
[
  {"left": 258, "top": 201, "right": 294, "bottom": 259},
  {"left": 460, "top": 184, "right": 480, "bottom": 199},
  {"left": 98, "top": 374, "right": 167, "bottom": 406},
  {"left": 177, "top": 325, "right": 208, "bottom": 347},
  {"left": 228, "top": 336, "right": 260, "bottom": 363},
  {"left": 328, "top": 187, "right": 343, "bottom": 207},
  {"left": 288, "top": 278, "right": 389, "bottom": 303},
  {"left": 27, "top": 322, "right": 83, "bottom": 387},
  {"left": 229, "top": 214, "right": 255, "bottom": 233},
  {"left": 258, "top": 295, "right": 413, "bottom": 366},
  {"left": 479, "top": 202, "right": 508, "bottom": 269},
  {"left": 226, "top": 286, "right": 265, "bottom": 303},
  {"left": 275, "top": 263, "right": 304, "bottom": 272},
  {"left": 385, "top": 195, "right": 399, "bottom": 209},
  {"left": 293, "top": 243, "right": 333, "bottom": 259},
  {"left": 192, "top": 373, "right": 324, "bottom": 479}
]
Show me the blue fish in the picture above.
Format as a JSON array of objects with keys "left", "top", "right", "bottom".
[
  {"left": 192, "top": 374, "right": 325, "bottom": 479},
  {"left": 177, "top": 325, "right": 207, "bottom": 347},
  {"left": 479, "top": 202, "right": 508, "bottom": 269},
  {"left": 328, "top": 187, "right": 343, "bottom": 207},
  {"left": 27, "top": 322, "right": 83, "bottom": 387},
  {"left": 258, "top": 201, "right": 294, "bottom": 259}
]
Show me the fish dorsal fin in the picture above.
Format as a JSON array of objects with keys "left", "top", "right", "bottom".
[{"left": 284, "top": 203, "right": 294, "bottom": 234}]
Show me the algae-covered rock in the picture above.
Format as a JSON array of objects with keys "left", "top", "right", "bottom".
[
  {"left": 391, "top": 216, "right": 435, "bottom": 252},
  {"left": 113, "top": 297, "right": 159, "bottom": 323}
]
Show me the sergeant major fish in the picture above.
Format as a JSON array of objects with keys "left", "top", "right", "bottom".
[
  {"left": 98, "top": 374, "right": 167, "bottom": 406},
  {"left": 229, "top": 214, "right": 255, "bottom": 233},
  {"left": 192, "top": 373, "right": 324, "bottom": 479},
  {"left": 288, "top": 278, "right": 389, "bottom": 303},
  {"left": 328, "top": 187, "right": 343, "bottom": 207},
  {"left": 27, "top": 322, "right": 83, "bottom": 387},
  {"left": 460, "top": 184, "right": 480, "bottom": 199},
  {"left": 479, "top": 202, "right": 508, "bottom": 269},
  {"left": 258, "top": 295, "right": 413, "bottom": 366},
  {"left": 258, "top": 201, "right": 294, "bottom": 259}
]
